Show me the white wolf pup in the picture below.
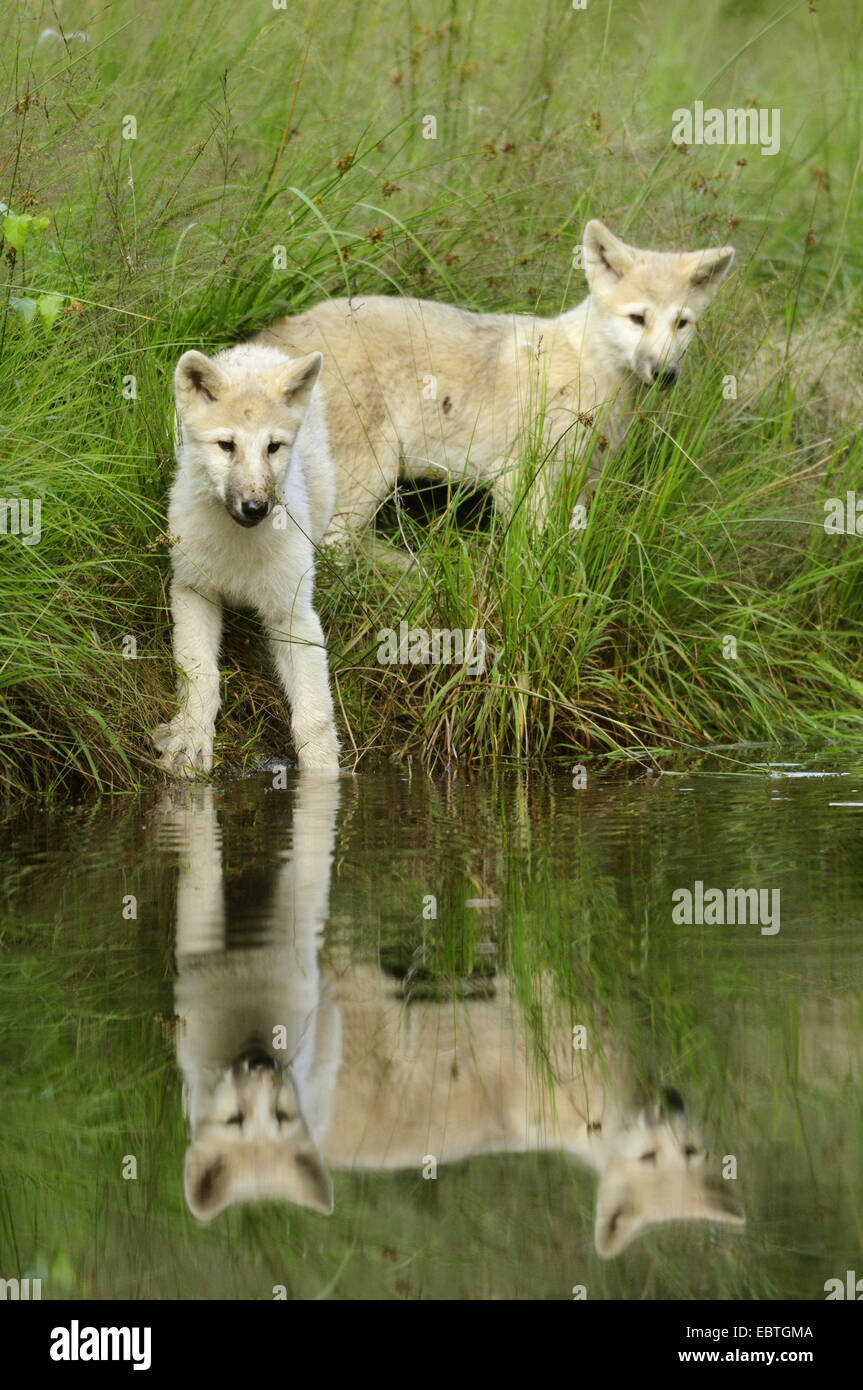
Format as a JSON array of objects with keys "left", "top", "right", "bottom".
[
  {"left": 257, "top": 220, "right": 735, "bottom": 539},
  {"left": 154, "top": 343, "right": 340, "bottom": 775}
]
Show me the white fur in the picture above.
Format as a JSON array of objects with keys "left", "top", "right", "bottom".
[
  {"left": 154, "top": 342, "right": 340, "bottom": 775},
  {"left": 256, "top": 220, "right": 735, "bottom": 538}
]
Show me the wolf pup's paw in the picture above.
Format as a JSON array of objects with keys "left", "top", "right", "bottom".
[
  {"left": 153, "top": 719, "right": 214, "bottom": 777},
  {"left": 296, "top": 728, "right": 340, "bottom": 772}
]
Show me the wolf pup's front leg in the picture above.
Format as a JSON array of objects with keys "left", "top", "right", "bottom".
[
  {"left": 154, "top": 582, "right": 223, "bottom": 776},
  {"left": 267, "top": 607, "right": 340, "bottom": 771}
]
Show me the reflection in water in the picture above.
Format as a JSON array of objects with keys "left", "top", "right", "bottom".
[
  {"left": 160, "top": 778, "right": 341, "bottom": 1220},
  {"left": 161, "top": 778, "right": 744, "bottom": 1258}
]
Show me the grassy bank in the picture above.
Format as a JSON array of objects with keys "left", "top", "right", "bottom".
[{"left": 1, "top": 0, "right": 862, "bottom": 800}]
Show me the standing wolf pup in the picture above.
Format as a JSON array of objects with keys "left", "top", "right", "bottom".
[
  {"left": 256, "top": 220, "right": 735, "bottom": 541},
  {"left": 154, "top": 343, "right": 340, "bottom": 775}
]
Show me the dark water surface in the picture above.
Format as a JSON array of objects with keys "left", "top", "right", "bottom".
[{"left": 2, "top": 758, "right": 861, "bottom": 1300}]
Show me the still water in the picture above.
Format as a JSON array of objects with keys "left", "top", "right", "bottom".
[{"left": 2, "top": 757, "right": 861, "bottom": 1300}]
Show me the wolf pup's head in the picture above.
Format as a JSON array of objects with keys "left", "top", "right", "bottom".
[
  {"left": 173, "top": 344, "right": 323, "bottom": 527},
  {"left": 593, "top": 1087, "right": 745, "bottom": 1258},
  {"left": 183, "top": 1045, "right": 333, "bottom": 1221},
  {"left": 582, "top": 220, "right": 735, "bottom": 389}
]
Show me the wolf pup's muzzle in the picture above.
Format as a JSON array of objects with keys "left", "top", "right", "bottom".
[
  {"left": 234, "top": 1046, "right": 279, "bottom": 1074},
  {"left": 652, "top": 365, "right": 680, "bottom": 388},
  {"left": 229, "top": 497, "right": 273, "bottom": 527}
]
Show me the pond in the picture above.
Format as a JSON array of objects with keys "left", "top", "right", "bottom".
[{"left": 2, "top": 756, "right": 861, "bottom": 1300}]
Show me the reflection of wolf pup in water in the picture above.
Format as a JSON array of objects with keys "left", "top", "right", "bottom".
[
  {"left": 164, "top": 777, "right": 342, "bottom": 1217},
  {"left": 164, "top": 781, "right": 744, "bottom": 1258},
  {"left": 326, "top": 966, "right": 745, "bottom": 1258}
]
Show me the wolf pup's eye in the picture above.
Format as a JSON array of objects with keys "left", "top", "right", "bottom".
[
  {"left": 676, "top": 317, "right": 690, "bottom": 330},
  {"left": 217, "top": 440, "right": 235, "bottom": 453},
  {"left": 629, "top": 313, "right": 645, "bottom": 326},
  {"left": 267, "top": 441, "right": 281, "bottom": 455}
]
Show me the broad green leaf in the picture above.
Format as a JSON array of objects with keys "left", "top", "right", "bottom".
[
  {"left": 2, "top": 212, "right": 50, "bottom": 252},
  {"left": 3, "top": 213, "right": 32, "bottom": 252},
  {"left": 36, "top": 292, "right": 65, "bottom": 328},
  {"left": 10, "top": 295, "right": 37, "bottom": 324}
]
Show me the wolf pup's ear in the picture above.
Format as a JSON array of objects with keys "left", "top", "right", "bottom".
[
  {"left": 687, "top": 245, "right": 735, "bottom": 294},
  {"left": 276, "top": 350, "right": 323, "bottom": 414},
  {"left": 174, "top": 350, "right": 228, "bottom": 405},
  {"left": 583, "top": 220, "right": 635, "bottom": 288}
]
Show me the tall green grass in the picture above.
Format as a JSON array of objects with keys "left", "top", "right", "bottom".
[{"left": 1, "top": 0, "right": 862, "bottom": 799}]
